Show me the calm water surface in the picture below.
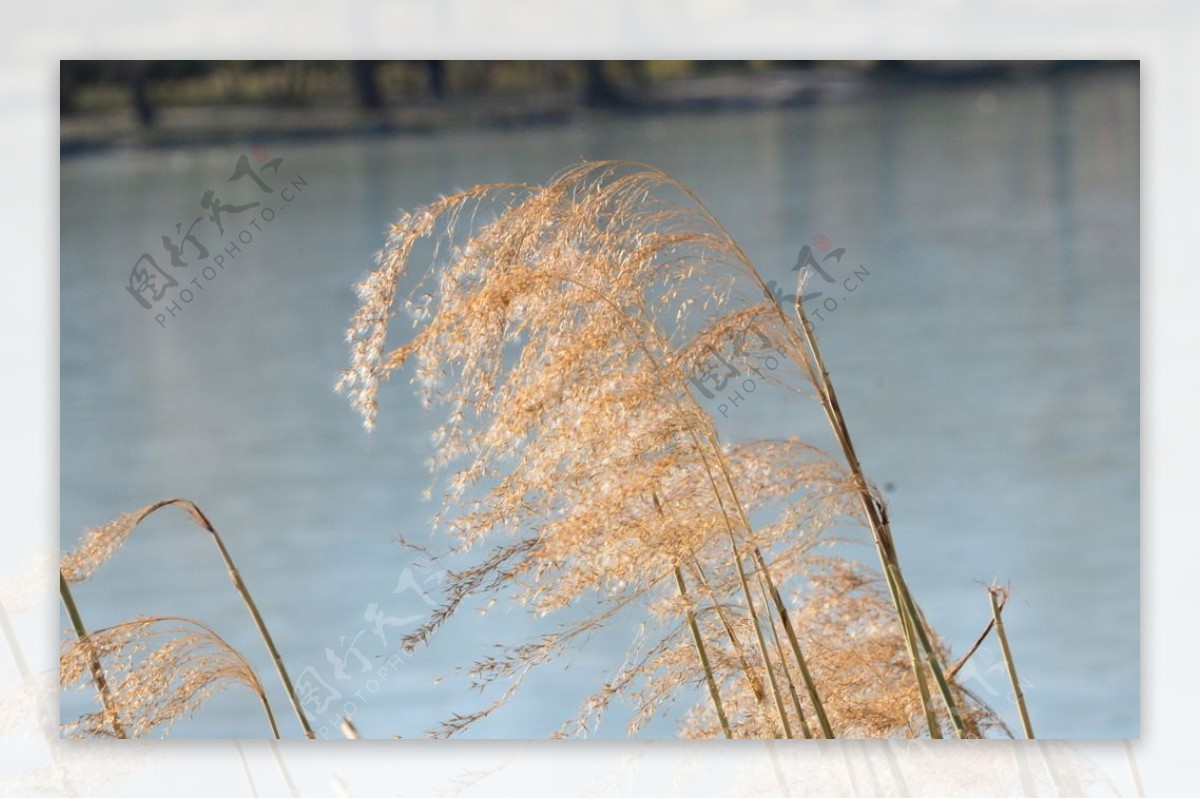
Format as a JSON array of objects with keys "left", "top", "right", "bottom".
[{"left": 61, "top": 69, "right": 1138, "bottom": 739}]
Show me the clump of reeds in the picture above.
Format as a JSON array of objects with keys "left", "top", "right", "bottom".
[
  {"left": 59, "top": 499, "right": 312, "bottom": 738},
  {"left": 60, "top": 616, "right": 277, "bottom": 738},
  {"left": 338, "top": 160, "right": 1002, "bottom": 738}
]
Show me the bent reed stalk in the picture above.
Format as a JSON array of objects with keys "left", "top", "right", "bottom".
[
  {"left": 60, "top": 615, "right": 280, "bottom": 738},
  {"left": 61, "top": 499, "right": 312, "bottom": 738},
  {"left": 338, "top": 160, "right": 1001, "bottom": 738}
]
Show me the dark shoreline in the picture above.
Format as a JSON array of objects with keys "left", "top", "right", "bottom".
[{"left": 60, "top": 61, "right": 1132, "bottom": 158}]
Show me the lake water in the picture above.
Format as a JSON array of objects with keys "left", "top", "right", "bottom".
[{"left": 60, "top": 67, "right": 1138, "bottom": 739}]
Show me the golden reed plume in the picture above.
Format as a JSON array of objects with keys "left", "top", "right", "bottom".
[
  {"left": 338, "top": 161, "right": 1000, "bottom": 738},
  {"left": 60, "top": 500, "right": 312, "bottom": 738},
  {"left": 60, "top": 616, "right": 277, "bottom": 738}
]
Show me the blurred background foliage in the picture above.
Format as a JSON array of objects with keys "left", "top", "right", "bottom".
[{"left": 60, "top": 60, "right": 1109, "bottom": 152}]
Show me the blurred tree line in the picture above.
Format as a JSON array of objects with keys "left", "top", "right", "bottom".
[{"left": 61, "top": 60, "right": 1085, "bottom": 127}]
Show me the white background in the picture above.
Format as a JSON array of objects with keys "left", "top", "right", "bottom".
[{"left": 2, "top": 1, "right": 1195, "bottom": 796}]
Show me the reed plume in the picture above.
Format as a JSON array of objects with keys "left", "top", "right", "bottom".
[
  {"left": 60, "top": 616, "right": 278, "bottom": 738},
  {"left": 61, "top": 499, "right": 314, "bottom": 737},
  {"left": 338, "top": 160, "right": 998, "bottom": 737}
]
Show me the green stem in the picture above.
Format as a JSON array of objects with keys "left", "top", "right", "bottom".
[
  {"left": 651, "top": 493, "right": 734, "bottom": 737},
  {"left": 885, "top": 565, "right": 940, "bottom": 737},
  {"left": 180, "top": 501, "right": 316, "bottom": 739},
  {"left": 64, "top": 499, "right": 313, "bottom": 738},
  {"left": 893, "top": 567, "right": 966, "bottom": 735},
  {"left": 989, "top": 587, "right": 1033, "bottom": 738},
  {"left": 675, "top": 567, "right": 732, "bottom": 738},
  {"left": 794, "top": 304, "right": 965, "bottom": 737},
  {"left": 259, "top": 687, "right": 282, "bottom": 739},
  {"left": 689, "top": 557, "right": 765, "bottom": 704},
  {"left": 751, "top": 546, "right": 834, "bottom": 738},
  {"left": 758, "top": 575, "right": 811, "bottom": 738},
  {"left": 59, "top": 571, "right": 126, "bottom": 738},
  {"left": 684, "top": 451, "right": 795, "bottom": 738},
  {"left": 720, "top": 525, "right": 793, "bottom": 738}
]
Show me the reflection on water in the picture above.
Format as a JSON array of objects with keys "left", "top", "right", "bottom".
[{"left": 60, "top": 68, "right": 1137, "bottom": 738}]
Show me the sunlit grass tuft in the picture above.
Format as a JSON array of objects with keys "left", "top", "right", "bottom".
[
  {"left": 60, "top": 615, "right": 278, "bottom": 739},
  {"left": 60, "top": 499, "right": 313, "bottom": 738},
  {"left": 338, "top": 160, "right": 1004, "bottom": 738}
]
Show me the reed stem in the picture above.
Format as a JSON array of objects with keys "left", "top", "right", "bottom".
[
  {"left": 989, "top": 586, "right": 1033, "bottom": 738},
  {"left": 652, "top": 492, "right": 734, "bottom": 737},
  {"left": 675, "top": 566, "right": 733, "bottom": 738},
  {"left": 887, "top": 565, "right": 940, "bottom": 737},
  {"left": 792, "top": 301, "right": 966, "bottom": 736},
  {"left": 685, "top": 448, "right": 795, "bottom": 738},
  {"left": 751, "top": 546, "right": 834, "bottom": 738},
  {"left": 896, "top": 568, "right": 967, "bottom": 735},
  {"left": 59, "top": 570, "right": 126, "bottom": 738},
  {"left": 689, "top": 557, "right": 765, "bottom": 703},
  {"left": 723, "top": 529, "right": 793, "bottom": 738},
  {"left": 758, "top": 576, "right": 812, "bottom": 738},
  {"left": 259, "top": 690, "right": 282, "bottom": 739},
  {"left": 179, "top": 501, "right": 316, "bottom": 739}
]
